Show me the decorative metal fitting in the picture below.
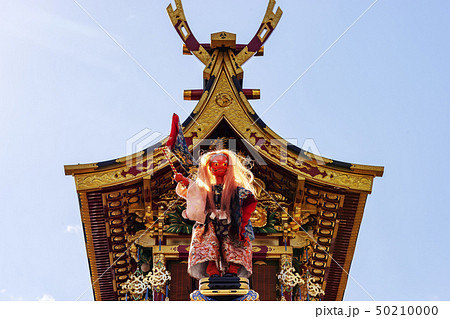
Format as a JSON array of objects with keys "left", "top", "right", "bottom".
[
  {"left": 146, "top": 266, "right": 171, "bottom": 290},
  {"left": 277, "top": 255, "right": 304, "bottom": 288},
  {"left": 121, "top": 273, "right": 151, "bottom": 296},
  {"left": 307, "top": 276, "right": 325, "bottom": 297}
]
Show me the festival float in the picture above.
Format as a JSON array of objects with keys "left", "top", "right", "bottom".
[{"left": 64, "top": 0, "right": 383, "bottom": 301}]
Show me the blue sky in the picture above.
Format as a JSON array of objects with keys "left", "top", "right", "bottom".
[{"left": 0, "top": 0, "right": 449, "bottom": 301}]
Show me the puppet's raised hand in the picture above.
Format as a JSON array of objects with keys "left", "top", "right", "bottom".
[{"left": 174, "top": 173, "right": 190, "bottom": 187}]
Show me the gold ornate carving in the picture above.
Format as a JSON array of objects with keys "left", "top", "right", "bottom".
[
  {"left": 186, "top": 69, "right": 259, "bottom": 143},
  {"left": 149, "top": 254, "right": 171, "bottom": 293},
  {"left": 159, "top": 189, "right": 178, "bottom": 201},
  {"left": 307, "top": 276, "right": 325, "bottom": 298},
  {"left": 121, "top": 256, "right": 171, "bottom": 300},
  {"left": 278, "top": 254, "right": 304, "bottom": 289},
  {"left": 330, "top": 172, "right": 372, "bottom": 191},
  {"left": 74, "top": 156, "right": 160, "bottom": 191},
  {"left": 215, "top": 92, "right": 233, "bottom": 107},
  {"left": 290, "top": 231, "right": 313, "bottom": 248},
  {"left": 249, "top": 178, "right": 290, "bottom": 229},
  {"left": 251, "top": 206, "right": 267, "bottom": 228},
  {"left": 258, "top": 190, "right": 289, "bottom": 213},
  {"left": 121, "top": 273, "right": 152, "bottom": 297},
  {"left": 76, "top": 170, "right": 123, "bottom": 190},
  {"left": 253, "top": 139, "right": 375, "bottom": 192},
  {"left": 252, "top": 178, "right": 265, "bottom": 198}
]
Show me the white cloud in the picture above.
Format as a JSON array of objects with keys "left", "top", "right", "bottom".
[
  {"left": 66, "top": 224, "right": 82, "bottom": 234},
  {"left": 38, "top": 294, "right": 55, "bottom": 301},
  {"left": 0, "top": 289, "right": 6, "bottom": 294}
]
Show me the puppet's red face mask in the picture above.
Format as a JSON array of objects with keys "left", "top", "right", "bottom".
[{"left": 209, "top": 154, "right": 228, "bottom": 178}]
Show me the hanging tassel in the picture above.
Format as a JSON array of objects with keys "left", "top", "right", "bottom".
[
  {"left": 280, "top": 284, "right": 283, "bottom": 298},
  {"left": 125, "top": 293, "right": 128, "bottom": 301},
  {"left": 165, "top": 285, "right": 169, "bottom": 300},
  {"left": 137, "top": 246, "right": 140, "bottom": 262},
  {"left": 284, "top": 237, "right": 287, "bottom": 251},
  {"left": 306, "top": 248, "right": 310, "bottom": 301},
  {"left": 159, "top": 238, "right": 162, "bottom": 251},
  {"left": 145, "top": 288, "right": 148, "bottom": 301},
  {"left": 306, "top": 270, "right": 310, "bottom": 301}
]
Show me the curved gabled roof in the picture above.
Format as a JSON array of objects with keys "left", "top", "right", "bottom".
[
  {"left": 67, "top": 76, "right": 381, "bottom": 193},
  {"left": 65, "top": 0, "right": 382, "bottom": 193},
  {"left": 65, "top": 50, "right": 382, "bottom": 193}
]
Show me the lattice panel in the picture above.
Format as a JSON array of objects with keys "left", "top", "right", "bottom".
[{"left": 251, "top": 260, "right": 279, "bottom": 301}]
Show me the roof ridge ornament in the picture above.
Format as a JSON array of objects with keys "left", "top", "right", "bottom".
[
  {"left": 167, "top": 0, "right": 282, "bottom": 65},
  {"left": 167, "top": 0, "right": 211, "bottom": 64},
  {"left": 236, "top": 0, "right": 283, "bottom": 65}
]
